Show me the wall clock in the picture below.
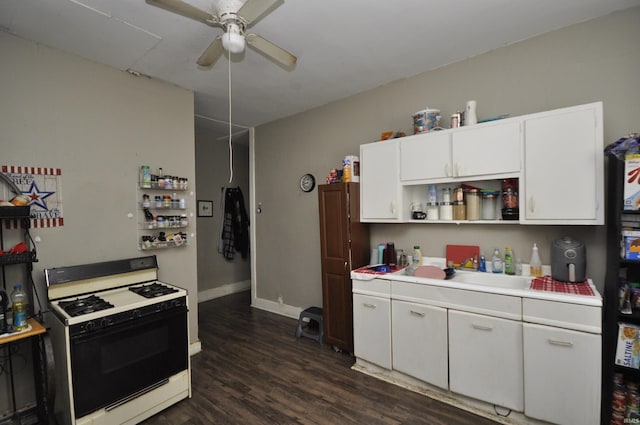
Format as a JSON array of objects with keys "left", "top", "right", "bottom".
[{"left": 299, "top": 174, "right": 316, "bottom": 192}]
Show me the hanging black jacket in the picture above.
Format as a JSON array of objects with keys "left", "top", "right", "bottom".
[{"left": 222, "top": 187, "right": 249, "bottom": 260}]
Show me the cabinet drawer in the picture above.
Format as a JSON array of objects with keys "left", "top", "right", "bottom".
[
  {"left": 449, "top": 310, "right": 524, "bottom": 411},
  {"left": 353, "top": 294, "right": 392, "bottom": 369},
  {"left": 523, "top": 323, "right": 601, "bottom": 424},
  {"left": 391, "top": 281, "right": 521, "bottom": 320},
  {"left": 522, "top": 298, "right": 601, "bottom": 333},
  {"left": 353, "top": 278, "right": 390, "bottom": 297}
]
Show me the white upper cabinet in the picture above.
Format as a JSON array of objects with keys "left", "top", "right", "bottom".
[
  {"left": 400, "top": 132, "right": 451, "bottom": 181},
  {"left": 521, "top": 102, "right": 603, "bottom": 224},
  {"left": 452, "top": 121, "right": 521, "bottom": 178},
  {"left": 360, "top": 140, "right": 400, "bottom": 221},
  {"left": 400, "top": 120, "right": 521, "bottom": 182}
]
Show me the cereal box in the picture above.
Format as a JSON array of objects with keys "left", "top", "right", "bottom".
[
  {"left": 623, "top": 230, "right": 640, "bottom": 260},
  {"left": 615, "top": 323, "right": 640, "bottom": 369},
  {"left": 624, "top": 154, "right": 640, "bottom": 210}
]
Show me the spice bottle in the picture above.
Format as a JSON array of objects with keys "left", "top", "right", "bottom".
[{"left": 413, "top": 246, "right": 422, "bottom": 267}]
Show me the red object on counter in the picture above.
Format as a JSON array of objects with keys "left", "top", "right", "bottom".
[{"left": 529, "top": 275, "right": 595, "bottom": 296}]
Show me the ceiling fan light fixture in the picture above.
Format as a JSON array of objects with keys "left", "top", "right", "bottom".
[{"left": 222, "top": 22, "right": 245, "bottom": 53}]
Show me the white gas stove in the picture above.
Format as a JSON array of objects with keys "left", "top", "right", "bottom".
[{"left": 46, "top": 255, "right": 191, "bottom": 425}]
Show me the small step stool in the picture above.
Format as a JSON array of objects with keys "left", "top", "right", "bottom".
[{"left": 295, "top": 306, "right": 323, "bottom": 344}]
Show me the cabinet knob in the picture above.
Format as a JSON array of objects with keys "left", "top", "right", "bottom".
[{"left": 390, "top": 200, "right": 397, "bottom": 215}]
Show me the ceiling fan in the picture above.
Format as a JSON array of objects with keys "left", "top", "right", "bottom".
[{"left": 147, "top": 0, "right": 297, "bottom": 68}]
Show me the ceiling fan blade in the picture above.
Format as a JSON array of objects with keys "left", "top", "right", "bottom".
[
  {"left": 147, "top": 0, "right": 218, "bottom": 25},
  {"left": 246, "top": 33, "right": 297, "bottom": 67},
  {"left": 197, "top": 37, "right": 225, "bottom": 68},
  {"left": 237, "top": 0, "right": 279, "bottom": 26}
]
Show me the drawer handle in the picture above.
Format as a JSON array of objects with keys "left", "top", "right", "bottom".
[
  {"left": 410, "top": 310, "right": 425, "bottom": 318},
  {"left": 471, "top": 324, "right": 493, "bottom": 331},
  {"left": 548, "top": 338, "right": 573, "bottom": 347},
  {"left": 363, "top": 303, "right": 377, "bottom": 309}
]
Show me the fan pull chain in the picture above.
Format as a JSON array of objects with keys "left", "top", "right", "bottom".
[{"left": 227, "top": 52, "right": 234, "bottom": 184}]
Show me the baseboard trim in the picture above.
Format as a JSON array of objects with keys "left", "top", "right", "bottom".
[
  {"left": 198, "top": 280, "right": 251, "bottom": 303},
  {"left": 189, "top": 340, "right": 202, "bottom": 356},
  {"left": 251, "top": 296, "right": 302, "bottom": 320}
]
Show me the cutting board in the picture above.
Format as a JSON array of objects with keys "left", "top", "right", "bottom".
[{"left": 446, "top": 245, "right": 480, "bottom": 268}]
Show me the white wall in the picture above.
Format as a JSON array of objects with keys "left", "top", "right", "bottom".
[
  {"left": 0, "top": 31, "right": 198, "bottom": 412},
  {"left": 195, "top": 118, "right": 251, "bottom": 300},
  {"left": 253, "top": 6, "right": 640, "bottom": 312}
]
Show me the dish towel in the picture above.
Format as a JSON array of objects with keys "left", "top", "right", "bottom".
[{"left": 529, "top": 275, "right": 595, "bottom": 296}]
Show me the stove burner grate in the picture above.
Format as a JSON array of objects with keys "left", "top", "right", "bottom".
[
  {"left": 129, "top": 282, "right": 178, "bottom": 298},
  {"left": 59, "top": 295, "right": 114, "bottom": 317}
]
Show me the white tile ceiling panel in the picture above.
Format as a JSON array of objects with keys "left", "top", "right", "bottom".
[{"left": 0, "top": 0, "right": 161, "bottom": 70}]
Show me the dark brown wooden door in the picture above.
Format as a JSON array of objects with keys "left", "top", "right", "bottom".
[{"left": 318, "top": 183, "right": 369, "bottom": 352}]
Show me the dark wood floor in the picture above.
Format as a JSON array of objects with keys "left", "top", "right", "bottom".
[{"left": 142, "top": 291, "right": 498, "bottom": 425}]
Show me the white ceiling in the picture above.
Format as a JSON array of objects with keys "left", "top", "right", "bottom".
[{"left": 2, "top": 0, "right": 639, "bottom": 138}]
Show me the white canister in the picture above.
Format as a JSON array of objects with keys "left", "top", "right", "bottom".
[
  {"left": 426, "top": 203, "right": 439, "bottom": 220},
  {"left": 482, "top": 193, "right": 498, "bottom": 220},
  {"left": 439, "top": 202, "right": 453, "bottom": 221},
  {"left": 465, "top": 100, "right": 477, "bottom": 125}
]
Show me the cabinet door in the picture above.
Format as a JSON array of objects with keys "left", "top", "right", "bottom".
[
  {"left": 522, "top": 102, "right": 603, "bottom": 224},
  {"left": 353, "top": 293, "right": 391, "bottom": 369},
  {"left": 360, "top": 140, "right": 400, "bottom": 221},
  {"left": 318, "top": 184, "right": 353, "bottom": 351},
  {"left": 448, "top": 310, "right": 523, "bottom": 411},
  {"left": 452, "top": 121, "right": 521, "bottom": 177},
  {"left": 523, "top": 323, "right": 601, "bottom": 425},
  {"left": 400, "top": 132, "right": 451, "bottom": 181},
  {"left": 392, "top": 300, "right": 448, "bottom": 389}
]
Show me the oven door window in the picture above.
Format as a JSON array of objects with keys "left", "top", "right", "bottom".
[{"left": 70, "top": 306, "right": 188, "bottom": 418}]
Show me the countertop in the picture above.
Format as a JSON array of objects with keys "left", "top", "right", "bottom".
[{"left": 351, "top": 267, "right": 602, "bottom": 307}]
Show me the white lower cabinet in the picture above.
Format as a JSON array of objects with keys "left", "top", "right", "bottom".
[
  {"left": 353, "top": 293, "right": 392, "bottom": 369},
  {"left": 523, "top": 323, "right": 601, "bottom": 425},
  {"left": 448, "top": 310, "right": 524, "bottom": 412},
  {"left": 391, "top": 300, "right": 448, "bottom": 389}
]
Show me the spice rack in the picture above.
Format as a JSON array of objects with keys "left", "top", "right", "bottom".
[{"left": 137, "top": 166, "right": 190, "bottom": 251}]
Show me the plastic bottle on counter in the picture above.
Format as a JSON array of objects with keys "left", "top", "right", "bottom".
[
  {"left": 478, "top": 254, "right": 486, "bottom": 272},
  {"left": 377, "top": 243, "right": 385, "bottom": 264},
  {"left": 516, "top": 258, "right": 523, "bottom": 276},
  {"left": 530, "top": 243, "right": 543, "bottom": 277},
  {"left": 492, "top": 248, "right": 503, "bottom": 274},
  {"left": 412, "top": 245, "right": 422, "bottom": 267},
  {"left": 11, "top": 284, "right": 28, "bottom": 331},
  {"left": 504, "top": 247, "right": 515, "bottom": 275}
]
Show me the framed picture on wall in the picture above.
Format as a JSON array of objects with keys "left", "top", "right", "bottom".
[{"left": 197, "top": 200, "right": 213, "bottom": 217}]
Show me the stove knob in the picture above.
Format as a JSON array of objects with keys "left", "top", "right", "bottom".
[
  {"left": 100, "top": 318, "right": 112, "bottom": 327},
  {"left": 161, "top": 301, "right": 168, "bottom": 310},
  {"left": 85, "top": 321, "right": 95, "bottom": 331},
  {"left": 132, "top": 310, "right": 141, "bottom": 319}
]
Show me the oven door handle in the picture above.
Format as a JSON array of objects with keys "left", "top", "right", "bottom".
[{"left": 70, "top": 306, "right": 187, "bottom": 344}]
